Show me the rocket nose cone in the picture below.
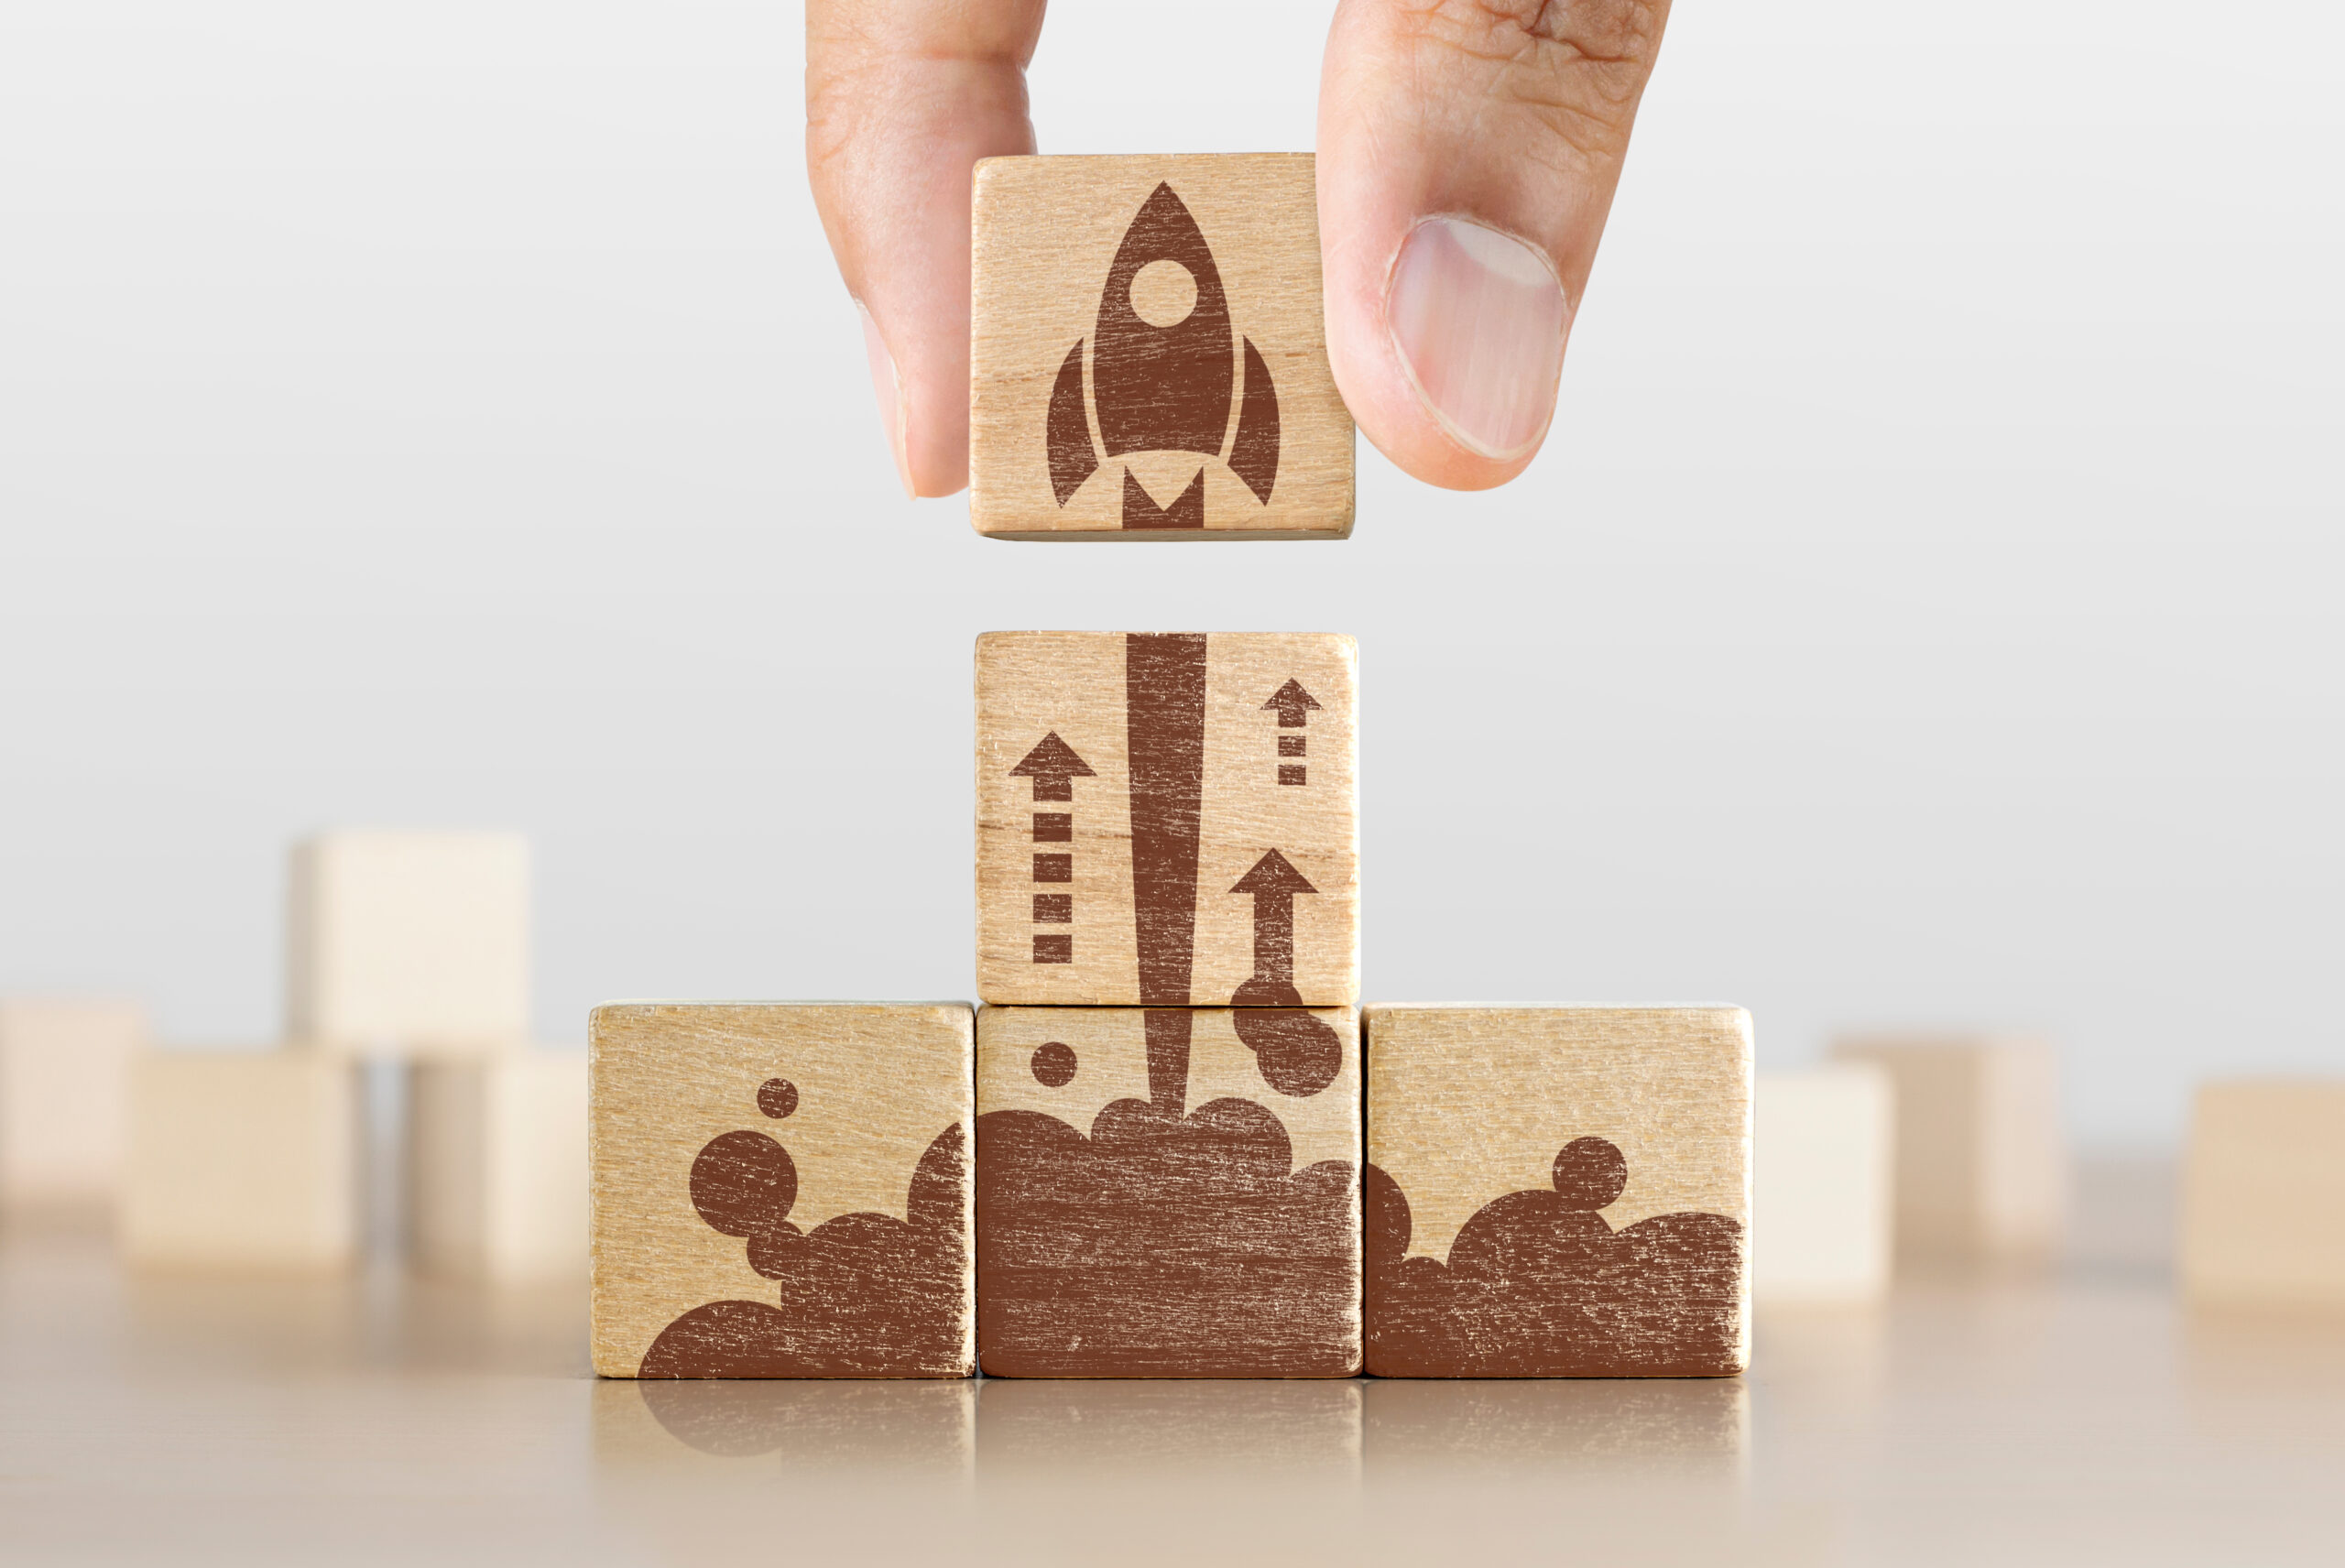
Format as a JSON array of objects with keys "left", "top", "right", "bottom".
[{"left": 1094, "top": 183, "right": 1235, "bottom": 459}]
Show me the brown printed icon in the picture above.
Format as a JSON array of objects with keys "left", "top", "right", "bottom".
[
  {"left": 1047, "top": 184, "right": 1279, "bottom": 530},
  {"left": 976, "top": 1005, "right": 1361, "bottom": 1377},
  {"left": 969, "top": 155, "right": 1354, "bottom": 539},
  {"left": 638, "top": 1086, "right": 968, "bottom": 1378},
  {"left": 1012, "top": 731, "right": 1094, "bottom": 966},
  {"left": 1361, "top": 1006, "right": 1753, "bottom": 1379},
  {"left": 976, "top": 632, "right": 1358, "bottom": 1007},
  {"left": 1265, "top": 678, "right": 1318, "bottom": 785},
  {"left": 1365, "top": 1138, "right": 1744, "bottom": 1377},
  {"left": 589, "top": 1003, "right": 976, "bottom": 1380}
]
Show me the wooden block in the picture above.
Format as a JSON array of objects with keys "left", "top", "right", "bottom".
[
  {"left": 975, "top": 1005, "right": 1360, "bottom": 1377},
  {"left": 409, "top": 1051, "right": 587, "bottom": 1283},
  {"left": 1362, "top": 1007, "right": 1752, "bottom": 1377},
  {"left": 287, "top": 831, "right": 530, "bottom": 1055},
  {"left": 2180, "top": 1079, "right": 2345, "bottom": 1307},
  {"left": 969, "top": 154, "right": 1354, "bottom": 539},
  {"left": 590, "top": 1003, "right": 974, "bottom": 1378},
  {"left": 1752, "top": 1065, "right": 1894, "bottom": 1305},
  {"left": 976, "top": 631, "right": 1358, "bottom": 1007},
  {"left": 0, "top": 996, "right": 146, "bottom": 1213},
  {"left": 1830, "top": 1034, "right": 2067, "bottom": 1264},
  {"left": 122, "top": 1051, "right": 360, "bottom": 1270}
]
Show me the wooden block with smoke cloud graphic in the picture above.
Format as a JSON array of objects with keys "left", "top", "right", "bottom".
[
  {"left": 1363, "top": 1007, "right": 1752, "bottom": 1377},
  {"left": 590, "top": 1003, "right": 974, "bottom": 1378},
  {"left": 976, "top": 631, "right": 1358, "bottom": 1008},
  {"left": 976, "top": 1005, "right": 1361, "bottom": 1377},
  {"left": 970, "top": 154, "right": 1353, "bottom": 539}
]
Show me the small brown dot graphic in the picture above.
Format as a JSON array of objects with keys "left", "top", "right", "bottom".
[
  {"left": 1031, "top": 1041, "right": 1077, "bottom": 1087},
  {"left": 1553, "top": 1137, "right": 1628, "bottom": 1210},
  {"left": 757, "top": 1078, "right": 798, "bottom": 1119}
]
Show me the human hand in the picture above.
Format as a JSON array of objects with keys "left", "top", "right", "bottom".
[{"left": 805, "top": 1, "right": 1671, "bottom": 497}]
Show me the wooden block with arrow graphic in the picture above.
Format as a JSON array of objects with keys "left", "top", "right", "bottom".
[
  {"left": 1362, "top": 1007, "right": 1754, "bottom": 1378},
  {"left": 969, "top": 154, "right": 1355, "bottom": 539},
  {"left": 976, "top": 631, "right": 1358, "bottom": 1007},
  {"left": 974, "top": 1004, "right": 1362, "bottom": 1377}
]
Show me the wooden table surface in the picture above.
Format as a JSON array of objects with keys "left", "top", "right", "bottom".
[{"left": 4, "top": 1219, "right": 2341, "bottom": 1565}]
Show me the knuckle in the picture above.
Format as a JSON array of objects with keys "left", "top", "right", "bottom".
[{"left": 1402, "top": 0, "right": 1669, "bottom": 165}]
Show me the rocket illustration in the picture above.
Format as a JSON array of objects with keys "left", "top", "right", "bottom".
[{"left": 1046, "top": 183, "right": 1281, "bottom": 529}]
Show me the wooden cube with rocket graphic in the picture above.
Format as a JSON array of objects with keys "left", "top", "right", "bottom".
[
  {"left": 969, "top": 154, "right": 1355, "bottom": 539},
  {"left": 590, "top": 1003, "right": 975, "bottom": 1378},
  {"left": 976, "top": 631, "right": 1358, "bottom": 1011},
  {"left": 1362, "top": 1006, "right": 1753, "bottom": 1378}
]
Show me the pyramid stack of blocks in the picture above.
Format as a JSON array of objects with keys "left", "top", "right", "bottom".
[{"left": 591, "top": 633, "right": 1756, "bottom": 1378}]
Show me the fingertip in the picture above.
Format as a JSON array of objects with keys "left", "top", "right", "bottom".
[
  {"left": 856, "top": 301, "right": 915, "bottom": 499},
  {"left": 1324, "top": 212, "right": 1563, "bottom": 493}
]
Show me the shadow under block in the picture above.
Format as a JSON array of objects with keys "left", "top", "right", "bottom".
[
  {"left": 2180, "top": 1079, "right": 2345, "bottom": 1307},
  {"left": 1751, "top": 1066, "right": 1894, "bottom": 1306},
  {"left": 1831, "top": 1034, "right": 2067, "bottom": 1266},
  {"left": 1362, "top": 1007, "right": 1753, "bottom": 1377},
  {"left": 975, "top": 1006, "right": 1361, "bottom": 1377},
  {"left": 0, "top": 996, "right": 146, "bottom": 1212},
  {"left": 590, "top": 1003, "right": 975, "bottom": 1378},
  {"left": 287, "top": 831, "right": 530, "bottom": 1055},
  {"left": 409, "top": 1051, "right": 588, "bottom": 1284},
  {"left": 122, "top": 1052, "right": 360, "bottom": 1270},
  {"left": 969, "top": 153, "right": 1355, "bottom": 539},
  {"left": 976, "top": 631, "right": 1358, "bottom": 1007}
]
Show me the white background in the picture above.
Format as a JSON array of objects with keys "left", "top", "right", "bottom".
[{"left": 1, "top": 2, "right": 2337, "bottom": 1147}]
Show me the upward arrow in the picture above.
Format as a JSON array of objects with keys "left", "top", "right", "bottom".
[
  {"left": 1231, "top": 848, "right": 1317, "bottom": 898},
  {"left": 1231, "top": 849, "right": 1317, "bottom": 985},
  {"left": 1009, "top": 733, "right": 1096, "bottom": 802},
  {"left": 1262, "top": 680, "right": 1321, "bottom": 727}
]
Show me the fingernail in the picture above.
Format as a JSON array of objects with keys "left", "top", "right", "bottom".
[
  {"left": 857, "top": 300, "right": 913, "bottom": 497},
  {"left": 1386, "top": 217, "right": 1571, "bottom": 462}
]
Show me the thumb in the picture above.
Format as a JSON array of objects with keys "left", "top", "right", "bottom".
[
  {"left": 1317, "top": 1, "right": 1673, "bottom": 489},
  {"left": 806, "top": 1, "right": 1045, "bottom": 498}
]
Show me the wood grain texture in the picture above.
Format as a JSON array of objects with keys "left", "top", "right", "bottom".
[
  {"left": 123, "top": 1051, "right": 360, "bottom": 1271},
  {"left": 1363, "top": 1007, "right": 1752, "bottom": 1377},
  {"left": 590, "top": 1003, "right": 974, "bottom": 1378},
  {"left": 976, "top": 631, "right": 1358, "bottom": 1007},
  {"left": 2180, "top": 1079, "right": 2345, "bottom": 1307},
  {"left": 970, "top": 154, "right": 1354, "bottom": 539},
  {"left": 1830, "top": 1034, "right": 2067, "bottom": 1264},
  {"left": 975, "top": 1006, "right": 1362, "bottom": 1377}
]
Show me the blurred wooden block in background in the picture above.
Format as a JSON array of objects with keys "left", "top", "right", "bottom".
[
  {"left": 1363, "top": 1006, "right": 1752, "bottom": 1377},
  {"left": 123, "top": 1051, "right": 359, "bottom": 1270},
  {"left": 287, "top": 832, "right": 530, "bottom": 1056},
  {"left": 975, "top": 1005, "right": 1360, "bottom": 1377},
  {"left": 976, "top": 631, "right": 1358, "bottom": 1007},
  {"left": 0, "top": 996, "right": 147, "bottom": 1215},
  {"left": 409, "top": 1051, "right": 587, "bottom": 1283},
  {"left": 1831, "top": 1034, "right": 2067, "bottom": 1267},
  {"left": 2181, "top": 1079, "right": 2345, "bottom": 1308},
  {"left": 969, "top": 154, "right": 1354, "bottom": 539},
  {"left": 1752, "top": 1065, "right": 1895, "bottom": 1306},
  {"left": 591, "top": 1003, "right": 974, "bottom": 1378}
]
